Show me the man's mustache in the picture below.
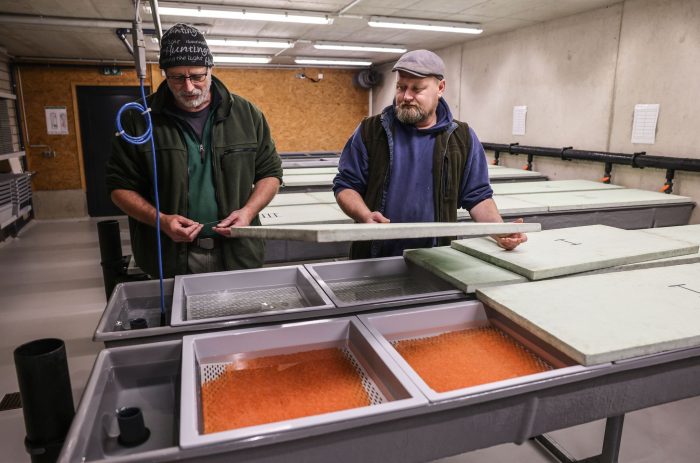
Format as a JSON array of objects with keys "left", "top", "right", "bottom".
[{"left": 179, "top": 89, "right": 202, "bottom": 97}]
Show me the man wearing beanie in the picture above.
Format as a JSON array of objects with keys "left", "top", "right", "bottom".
[
  {"left": 106, "top": 23, "right": 282, "bottom": 277},
  {"left": 333, "top": 49, "right": 527, "bottom": 259}
]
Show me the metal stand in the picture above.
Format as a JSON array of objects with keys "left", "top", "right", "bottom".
[{"left": 533, "top": 415, "right": 625, "bottom": 463}]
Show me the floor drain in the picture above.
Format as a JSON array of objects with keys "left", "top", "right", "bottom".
[{"left": 0, "top": 392, "right": 21, "bottom": 411}]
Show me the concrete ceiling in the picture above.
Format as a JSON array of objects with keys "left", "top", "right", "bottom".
[{"left": 0, "top": 0, "right": 623, "bottom": 66}]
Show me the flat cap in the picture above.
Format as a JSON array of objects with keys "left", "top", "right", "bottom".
[{"left": 392, "top": 49, "right": 445, "bottom": 80}]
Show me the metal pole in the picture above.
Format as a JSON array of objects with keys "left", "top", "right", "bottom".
[{"left": 599, "top": 415, "right": 625, "bottom": 463}]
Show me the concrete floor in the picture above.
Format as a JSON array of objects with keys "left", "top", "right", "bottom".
[{"left": 0, "top": 218, "right": 699, "bottom": 462}]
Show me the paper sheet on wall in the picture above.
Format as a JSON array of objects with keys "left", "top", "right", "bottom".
[
  {"left": 45, "top": 106, "right": 69, "bottom": 135},
  {"left": 631, "top": 104, "right": 659, "bottom": 144},
  {"left": 512, "top": 106, "right": 527, "bottom": 136}
]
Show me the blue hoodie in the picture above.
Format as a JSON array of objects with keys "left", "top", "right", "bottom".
[{"left": 334, "top": 98, "right": 493, "bottom": 257}]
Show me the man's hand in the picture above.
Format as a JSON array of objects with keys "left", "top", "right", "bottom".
[
  {"left": 336, "top": 189, "right": 391, "bottom": 224},
  {"left": 363, "top": 211, "right": 390, "bottom": 224},
  {"left": 160, "top": 214, "right": 202, "bottom": 242},
  {"left": 213, "top": 207, "right": 255, "bottom": 237},
  {"left": 492, "top": 218, "right": 528, "bottom": 250}
]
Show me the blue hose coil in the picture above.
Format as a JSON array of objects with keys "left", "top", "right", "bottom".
[{"left": 115, "top": 79, "right": 166, "bottom": 319}]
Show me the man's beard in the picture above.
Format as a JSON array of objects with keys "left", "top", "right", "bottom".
[
  {"left": 396, "top": 102, "right": 426, "bottom": 125},
  {"left": 175, "top": 80, "right": 211, "bottom": 109}
]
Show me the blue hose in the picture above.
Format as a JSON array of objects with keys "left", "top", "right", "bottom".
[{"left": 115, "top": 79, "right": 166, "bottom": 322}]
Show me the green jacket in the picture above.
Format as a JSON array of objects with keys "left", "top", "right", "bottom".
[{"left": 106, "top": 76, "right": 282, "bottom": 277}]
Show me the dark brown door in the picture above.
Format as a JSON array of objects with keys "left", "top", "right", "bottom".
[{"left": 77, "top": 86, "right": 149, "bottom": 216}]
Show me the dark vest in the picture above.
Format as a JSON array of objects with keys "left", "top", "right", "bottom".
[{"left": 350, "top": 113, "right": 472, "bottom": 259}]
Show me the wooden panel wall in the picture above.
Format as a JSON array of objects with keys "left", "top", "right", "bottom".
[
  {"left": 17, "top": 64, "right": 148, "bottom": 191},
  {"left": 17, "top": 64, "right": 368, "bottom": 192},
  {"left": 211, "top": 67, "right": 368, "bottom": 152}
]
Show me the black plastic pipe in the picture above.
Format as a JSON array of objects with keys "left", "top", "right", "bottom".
[
  {"left": 14, "top": 339, "right": 74, "bottom": 463},
  {"left": 97, "top": 219, "right": 126, "bottom": 299},
  {"left": 483, "top": 143, "right": 700, "bottom": 173}
]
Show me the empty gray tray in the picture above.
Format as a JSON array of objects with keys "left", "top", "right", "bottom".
[
  {"left": 358, "top": 301, "right": 598, "bottom": 402},
  {"left": 171, "top": 265, "right": 334, "bottom": 326},
  {"left": 93, "top": 279, "right": 176, "bottom": 346},
  {"left": 180, "top": 317, "right": 427, "bottom": 449},
  {"left": 305, "top": 256, "right": 466, "bottom": 310}
]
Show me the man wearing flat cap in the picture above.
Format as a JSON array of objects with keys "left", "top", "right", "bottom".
[
  {"left": 333, "top": 49, "right": 527, "bottom": 258},
  {"left": 107, "top": 23, "right": 282, "bottom": 277}
]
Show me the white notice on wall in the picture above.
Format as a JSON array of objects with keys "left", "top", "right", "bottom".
[
  {"left": 45, "top": 106, "right": 69, "bottom": 135},
  {"left": 631, "top": 104, "right": 659, "bottom": 144},
  {"left": 512, "top": 105, "right": 527, "bottom": 136}
]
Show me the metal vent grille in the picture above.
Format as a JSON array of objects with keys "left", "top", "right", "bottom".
[
  {"left": 327, "top": 275, "right": 444, "bottom": 303},
  {"left": 0, "top": 392, "right": 21, "bottom": 411},
  {"left": 0, "top": 99, "right": 13, "bottom": 154},
  {"left": 200, "top": 347, "right": 386, "bottom": 406},
  {"left": 186, "top": 286, "right": 307, "bottom": 320}
]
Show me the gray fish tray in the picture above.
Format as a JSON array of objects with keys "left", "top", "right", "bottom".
[
  {"left": 358, "top": 301, "right": 603, "bottom": 402},
  {"left": 180, "top": 317, "right": 427, "bottom": 449},
  {"left": 305, "top": 256, "right": 466, "bottom": 310},
  {"left": 93, "top": 279, "right": 177, "bottom": 346},
  {"left": 171, "top": 265, "right": 334, "bottom": 326},
  {"left": 95, "top": 266, "right": 333, "bottom": 346}
]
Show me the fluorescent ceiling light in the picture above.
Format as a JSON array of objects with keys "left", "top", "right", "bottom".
[
  {"left": 295, "top": 58, "right": 371, "bottom": 67},
  {"left": 314, "top": 42, "right": 406, "bottom": 53},
  {"left": 368, "top": 16, "right": 482, "bottom": 34},
  {"left": 207, "top": 38, "right": 293, "bottom": 49},
  {"left": 214, "top": 55, "right": 272, "bottom": 64},
  {"left": 159, "top": 5, "right": 333, "bottom": 25}
]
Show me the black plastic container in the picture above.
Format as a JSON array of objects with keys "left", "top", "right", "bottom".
[
  {"left": 117, "top": 407, "right": 150, "bottom": 447},
  {"left": 129, "top": 318, "right": 148, "bottom": 330},
  {"left": 14, "top": 338, "right": 75, "bottom": 463}
]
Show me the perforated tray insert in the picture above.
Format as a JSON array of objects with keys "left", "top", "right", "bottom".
[
  {"left": 186, "top": 286, "right": 308, "bottom": 320},
  {"left": 199, "top": 346, "right": 386, "bottom": 433},
  {"left": 327, "top": 275, "right": 445, "bottom": 303}
]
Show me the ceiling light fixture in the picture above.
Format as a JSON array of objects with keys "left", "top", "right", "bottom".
[
  {"left": 214, "top": 55, "right": 272, "bottom": 64},
  {"left": 158, "top": 5, "right": 334, "bottom": 25},
  {"left": 295, "top": 58, "right": 371, "bottom": 67},
  {"left": 207, "top": 38, "right": 293, "bottom": 49},
  {"left": 313, "top": 41, "right": 406, "bottom": 53},
  {"left": 368, "top": 16, "right": 482, "bottom": 34}
]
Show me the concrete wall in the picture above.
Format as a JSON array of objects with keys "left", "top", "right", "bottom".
[
  {"left": 372, "top": 62, "right": 395, "bottom": 114},
  {"left": 370, "top": 0, "right": 700, "bottom": 223},
  {"left": 606, "top": 0, "right": 700, "bottom": 208}
]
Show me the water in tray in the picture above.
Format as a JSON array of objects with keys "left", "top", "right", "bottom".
[
  {"left": 328, "top": 275, "right": 444, "bottom": 303},
  {"left": 114, "top": 296, "right": 173, "bottom": 330},
  {"left": 186, "top": 286, "right": 308, "bottom": 320}
]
